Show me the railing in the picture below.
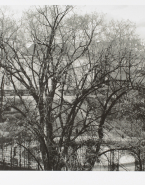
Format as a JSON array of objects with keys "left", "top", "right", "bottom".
[
  {"left": 0, "top": 137, "right": 143, "bottom": 171},
  {"left": 0, "top": 160, "right": 35, "bottom": 170},
  {"left": 0, "top": 141, "right": 42, "bottom": 171}
]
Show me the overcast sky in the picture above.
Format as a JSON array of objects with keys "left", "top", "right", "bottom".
[
  {"left": 3, "top": 3, "right": 145, "bottom": 40},
  {"left": 82, "top": 5, "right": 145, "bottom": 40}
]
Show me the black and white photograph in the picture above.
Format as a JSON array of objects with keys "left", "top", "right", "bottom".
[{"left": 1, "top": 1, "right": 145, "bottom": 184}]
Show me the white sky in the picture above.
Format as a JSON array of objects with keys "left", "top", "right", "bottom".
[
  {"left": 1, "top": 1, "right": 145, "bottom": 39},
  {"left": 81, "top": 5, "right": 145, "bottom": 40}
]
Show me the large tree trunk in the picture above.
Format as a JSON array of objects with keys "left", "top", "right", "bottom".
[
  {"left": 38, "top": 95, "right": 53, "bottom": 170},
  {"left": 40, "top": 141, "right": 52, "bottom": 170},
  {"left": 84, "top": 116, "right": 105, "bottom": 171}
]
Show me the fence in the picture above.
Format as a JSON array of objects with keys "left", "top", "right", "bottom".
[
  {"left": 0, "top": 137, "right": 144, "bottom": 171},
  {"left": 0, "top": 138, "right": 42, "bottom": 170}
]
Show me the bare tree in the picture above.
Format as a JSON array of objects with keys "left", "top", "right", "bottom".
[
  {"left": 0, "top": 6, "right": 144, "bottom": 171},
  {"left": 0, "top": 6, "right": 106, "bottom": 170},
  {"left": 72, "top": 19, "right": 145, "bottom": 170}
]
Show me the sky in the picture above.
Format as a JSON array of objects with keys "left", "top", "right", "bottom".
[
  {"left": 81, "top": 5, "right": 145, "bottom": 40},
  {"left": 1, "top": 1, "right": 145, "bottom": 39}
]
